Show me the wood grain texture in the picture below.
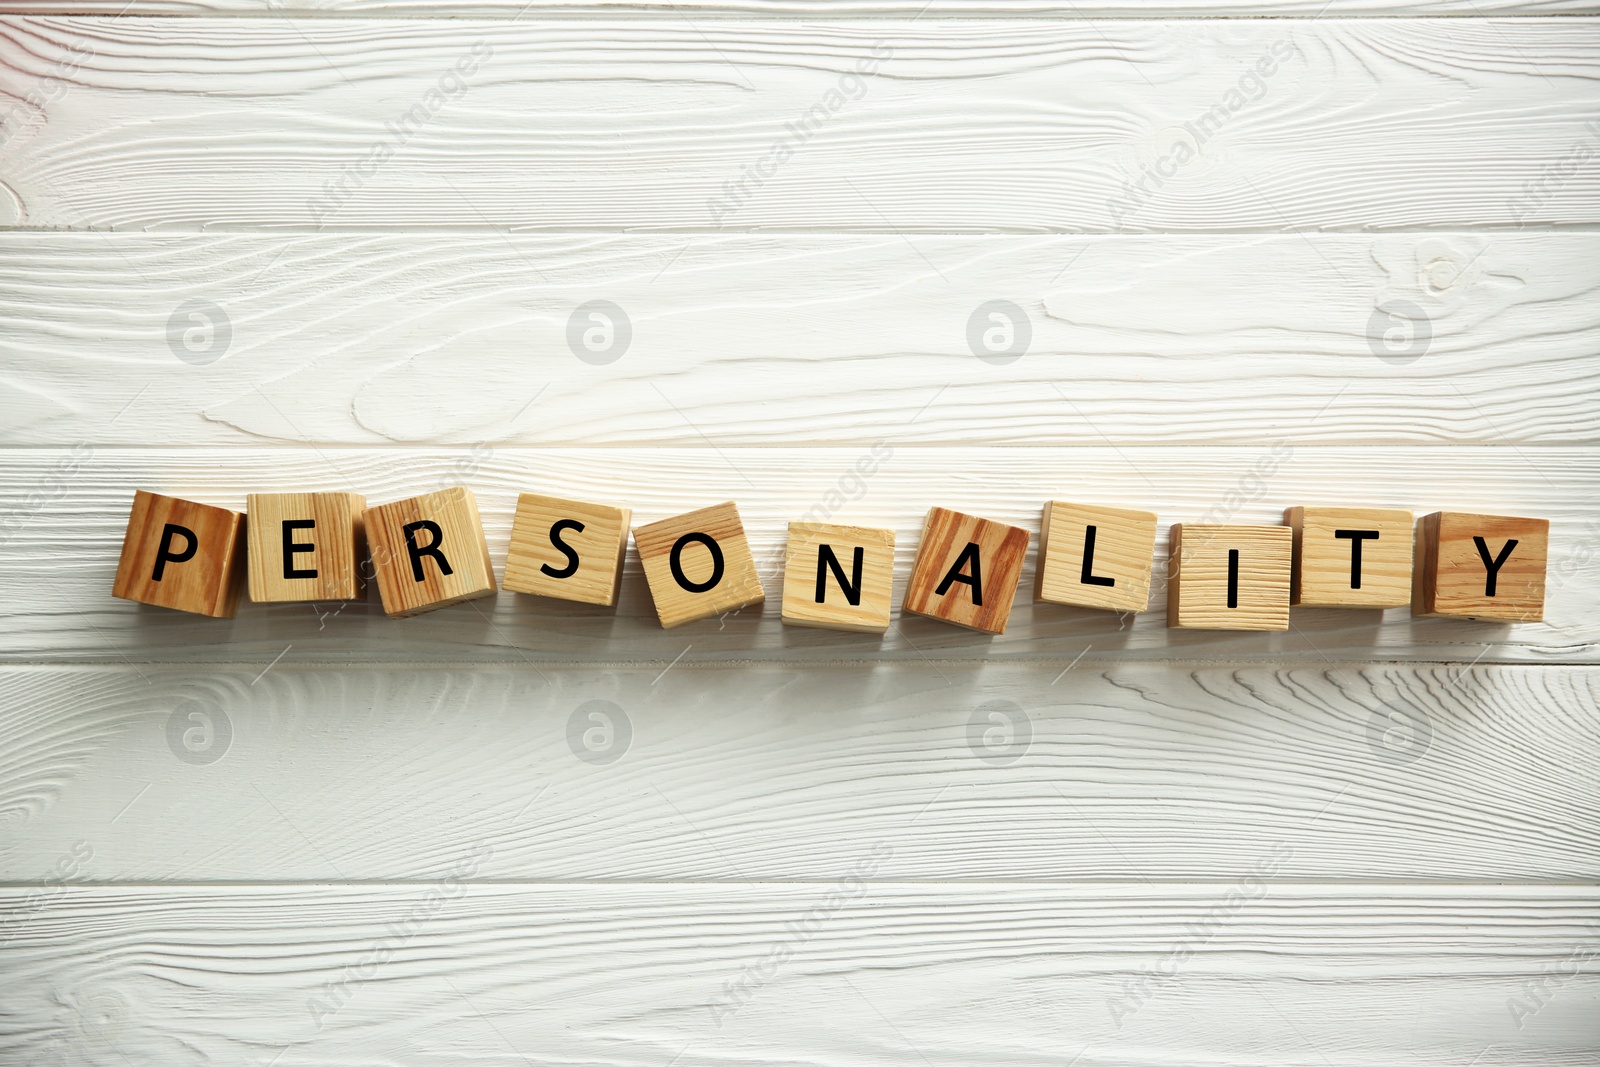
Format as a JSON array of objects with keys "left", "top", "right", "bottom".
[
  {"left": 3, "top": 662, "right": 1597, "bottom": 883},
  {"left": 1287, "top": 505, "right": 1414, "bottom": 608},
  {"left": 634, "top": 501, "right": 765, "bottom": 627},
  {"left": 3, "top": 233, "right": 1598, "bottom": 447},
  {"left": 781, "top": 521, "right": 895, "bottom": 632},
  {"left": 5, "top": 0, "right": 1596, "bottom": 14},
  {"left": 503, "top": 492, "right": 631, "bottom": 606},
  {"left": 246, "top": 492, "right": 366, "bottom": 603},
  {"left": 3, "top": 882, "right": 1597, "bottom": 1067},
  {"left": 1414, "top": 510, "right": 1551, "bottom": 622},
  {"left": 0, "top": 19, "right": 1596, "bottom": 232},
  {"left": 364, "top": 486, "right": 497, "bottom": 617},
  {"left": 3, "top": 446, "right": 1596, "bottom": 663},
  {"left": 1167, "top": 523, "right": 1293, "bottom": 631},
  {"left": 902, "top": 505, "right": 1031, "bottom": 634},
  {"left": 109, "top": 490, "right": 246, "bottom": 618},
  {"left": 1036, "top": 500, "right": 1159, "bottom": 613}
]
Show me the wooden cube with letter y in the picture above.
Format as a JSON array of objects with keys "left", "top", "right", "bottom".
[
  {"left": 112, "top": 490, "right": 247, "bottom": 617},
  {"left": 1167, "top": 524, "right": 1292, "bottom": 631},
  {"left": 246, "top": 492, "right": 367, "bottom": 603},
  {"left": 365, "top": 487, "right": 496, "bottom": 618},
  {"left": 781, "top": 521, "right": 895, "bottom": 633},
  {"left": 503, "top": 492, "right": 632, "bottom": 607},
  {"left": 634, "top": 501, "right": 765, "bottom": 628},
  {"left": 1413, "top": 511, "right": 1548, "bottom": 621},
  {"left": 1285, "top": 506, "right": 1413, "bottom": 608},
  {"left": 1035, "top": 501, "right": 1158, "bottom": 613},
  {"left": 902, "top": 506, "right": 1030, "bottom": 635}
]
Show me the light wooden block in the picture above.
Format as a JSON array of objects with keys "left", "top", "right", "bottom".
[
  {"left": 902, "top": 506, "right": 1030, "bottom": 635},
  {"left": 1285, "top": 506, "right": 1413, "bottom": 608},
  {"left": 781, "top": 522, "right": 895, "bottom": 633},
  {"left": 1412, "top": 511, "right": 1548, "bottom": 622},
  {"left": 364, "top": 487, "right": 496, "bottom": 618},
  {"left": 503, "top": 493, "right": 631, "bottom": 607},
  {"left": 1035, "top": 501, "right": 1158, "bottom": 613},
  {"left": 1167, "top": 524, "right": 1292, "bottom": 631},
  {"left": 112, "top": 490, "right": 246, "bottom": 618},
  {"left": 246, "top": 492, "right": 367, "bottom": 603},
  {"left": 634, "top": 502, "right": 765, "bottom": 628}
]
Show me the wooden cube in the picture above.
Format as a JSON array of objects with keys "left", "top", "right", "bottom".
[
  {"left": 246, "top": 492, "right": 367, "bottom": 603},
  {"left": 1167, "top": 524, "right": 1292, "bottom": 631},
  {"left": 1286, "top": 506, "right": 1413, "bottom": 608},
  {"left": 1035, "top": 501, "right": 1157, "bottom": 613},
  {"left": 364, "top": 487, "right": 496, "bottom": 618},
  {"left": 902, "top": 506, "right": 1030, "bottom": 635},
  {"left": 112, "top": 490, "right": 246, "bottom": 618},
  {"left": 781, "top": 522, "right": 895, "bottom": 633},
  {"left": 634, "top": 502, "right": 765, "bottom": 628},
  {"left": 1413, "top": 511, "right": 1548, "bottom": 622},
  {"left": 503, "top": 493, "right": 631, "bottom": 607}
]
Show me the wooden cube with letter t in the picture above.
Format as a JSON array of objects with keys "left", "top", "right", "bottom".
[
  {"left": 112, "top": 490, "right": 247, "bottom": 617},
  {"left": 1413, "top": 511, "right": 1548, "bottom": 621},
  {"left": 781, "top": 522, "right": 895, "bottom": 633},
  {"left": 902, "top": 506, "right": 1030, "bottom": 634},
  {"left": 634, "top": 502, "right": 765, "bottom": 628},
  {"left": 246, "top": 492, "right": 367, "bottom": 603},
  {"left": 1035, "top": 501, "right": 1158, "bottom": 613},
  {"left": 1167, "top": 524, "right": 1292, "bottom": 630},
  {"left": 365, "top": 487, "right": 496, "bottom": 618},
  {"left": 1285, "top": 506, "right": 1413, "bottom": 608},
  {"left": 503, "top": 492, "right": 631, "bottom": 607}
]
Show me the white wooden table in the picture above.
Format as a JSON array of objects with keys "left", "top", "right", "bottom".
[{"left": 1, "top": 2, "right": 1597, "bottom": 1063}]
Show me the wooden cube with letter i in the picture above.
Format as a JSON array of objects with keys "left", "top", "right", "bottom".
[
  {"left": 1035, "top": 501, "right": 1158, "bottom": 613},
  {"left": 1167, "top": 524, "right": 1292, "bottom": 630},
  {"left": 902, "top": 506, "right": 1030, "bottom": 635},
  {"left": 246, "top": 492, "right": 367, "bottom": 603},
  {"left": 112, "top": 490, "right": 247, "bottom": 617},
  {"left": 503, "top": 492, "right": 632, "bottom": 607},
  {"left": 781, "top": 521, "right": 895, "bottom": 633},
  {"left": 1413, "top": 511, "right": 1548, "bottom": 621},
  {"left": 634, "top": 501, "right": 765, "bottom": 628},
  {"left": 364, "top": 487, "right": 496, "bottom": 618}
]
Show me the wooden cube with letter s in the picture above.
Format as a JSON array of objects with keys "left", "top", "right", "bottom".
[
  {"left": 503, "top": 492, "right": 632, "bottom": 607},
  {"left": 364, "top": 487, "right": 497, "bottom": 617}
]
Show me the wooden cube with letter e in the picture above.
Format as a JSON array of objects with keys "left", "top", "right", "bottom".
[
  {"left": 503, "top": 492, "right": 631, "bottom": 607},
  {"left": 365, "top": 487, "right": 496, "bottom": 618},
  {"left": 112, "top": 490, "right": 247, "bottom": 617},
  {"left": 634, "top": 501, "right": 765, "bottom": 628},
  {"left": 902, "top": 506, "right": 1029, "bottom": 635},
  {"left": 781, "top": 521, "right": 895, "bottom": 633},
  {"left": 1285, "top": 506, "right": 1413, "bottom": 608},
  {"left": 247, "top": 492, "right": 367, "bottom": 603},
  {"left": 1035, "top": 501, "right": 1158, "bottom": 613},
  {"left": 1167, "top": 524, "right": 1292, "bottom": 631},
  {"left": 1413, "top": 511, "right": 1548, "bottom": 621}
]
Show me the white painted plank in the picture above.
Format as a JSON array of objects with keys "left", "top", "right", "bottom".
[
  {"left": 3, "top": 664, "right": 1596, "bottom": 883},
  {"left": 1, "top": 446, "right": 1595, "bottom": 664},
  {"left": 3, "top": 233, "right": 1597, "bottom": 447},
  {"left": 1, "top": 18, "right": 1596, "bottom": 231},
  {"left": 2, "top": 882, "right": 1596, "bottom": 1066}
]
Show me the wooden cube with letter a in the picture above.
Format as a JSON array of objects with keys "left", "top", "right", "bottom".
[
  {"left": 246, "top": 492, "right": 367, "bottom": 603},
  {"left": 1285, "top": 506, "right": 1412, "bottom": 608},
  {"left": 503, "top": 493, "right": 631, "bottom": 607},
  {"left": 364, "top": 487, "right": 496, "bottom": 618},
  {"left": 902, "top": 506, "right": 1030, "bottom": 635},
  {"left": 1035, "top": 501, "right": 1158, "bottom": 613},
  {"left": 781, "top": 522, "right": 895, "bottom": 633},
  {"left": 1167, "top": 524, "right": 1292, "bottom": 630},
  {"left": 1413, "top": 511, "right": 1548, "bottom": 622},
  {"left": 634, "top": 502, "right": 765, "bottom": 628},
  {"left": 113, "top": 490, "right": 247, "bottom": 617}
]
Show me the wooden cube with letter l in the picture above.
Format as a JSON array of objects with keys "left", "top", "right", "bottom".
[
  {"left": 1412, "top": 511, "right": 1548, "bottom": 621},
  {"left": 781, "top": 521, "right": 895, "bottom": 633},
  {"left": 246, "top": 492, "right": 367, "bottom": 603},
  {"left": 1167, "top": 524, "right": 1292, "bottom": 631},
  {"left": 1285, "top": 506, "right": 1413, "bottom": 608},
  {"left": 112, "top": 490, "right": 247, "bottom": 617},
  {"left": 503, "top": 492, "right": 632, "bottom": 607},
  {"left": 1035, "top": 501, "right": 1158, "bottom": 613},
  {"left": 634, "top": 501, "right": 765, "bottom": 628},
  {"left": 902, "top": 506, "right": 1030, "bottom": 635},
  {"left": 364, "top": 486, "right": 496, "bottom": 618}
]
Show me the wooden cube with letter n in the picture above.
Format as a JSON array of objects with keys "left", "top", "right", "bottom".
[
  {"left": 112, "top": 490, "right": 247, "bottom": 617},
  {"left": 503, "top": 492, "right": 631, "bottom": 607},
  {"left": 1413, "top": 511, "right": 1548, "bottom": 621},
  {"left": 1167, "top": 524, "right": 1292, "bottom": 630},
  {"left": 634, "top": 502, "right": 765, "bottom": 628},
  {"left": 1035, "top": 501, "right": 1158, "bottom": 613},
  {"left": 1285, "top": 506, "right": 1413, "bottom": 608},
  {"left": 781, "top": 522, "right": 895, "bottom": 633},
  {"left": 903, "top": 506, "right": 1030, "bottom": 635},
  {"left": 246, "top": 492, "right": 367, "bottom": 603},
  {"left": 365, "top": 487, "right": 496, "bottom": 618}
]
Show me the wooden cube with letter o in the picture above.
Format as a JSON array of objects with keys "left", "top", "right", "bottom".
[{"left": 634, "top": 502, "right": 765, "bottom": 628}]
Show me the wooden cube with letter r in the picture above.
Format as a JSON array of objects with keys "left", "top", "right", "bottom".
[
  {"left": 246, "top": 492, "right": 367, "bottom": 603},
  {"left": 503, "top": 492, "right": 631, "bottom": 607},
  {"left": 781, "top": 521, "right": 895, "bottom": 633},
  {"left": 902, "top": 506, "right": 1030, "bottom": 635},
  {"left": 112, "top": 490, "right": 247, "bottom": 617},
  {"left": 365, "top": 487, "right": 496, "bottom": 618},
  {"left": 1413, "top": 511, "right": 1548, "bottom": 621}
]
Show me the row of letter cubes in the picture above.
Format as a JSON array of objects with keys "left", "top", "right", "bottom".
[{"left": 112, "top": 490, "right": 1549, "bottom": 632}]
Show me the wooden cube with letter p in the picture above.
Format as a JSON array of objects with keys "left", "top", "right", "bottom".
[
  {"left": 902, "top": 506, "right": 1030, "bottom": 635},
  {"left": 503, "top": 492, "right": 631, "bottom": 607},
  {"left": 112, "top": 490, "right": 247, "bottom": 617},
  {"left": 1285, "top": 506, "right": 1412, "bottom": 608},
  {"left": 782, "top": 522, "right": 895, "bottom": 633},
  {"left": 1035, "top": 501, "right": 1157, "bottom": 613},
  {"left": 1413, "top": 511, "right": 1548, "bottom": 621},
  {"left": 1167, "top": 524, "right": 1292, "bottom": 630},
  {"left": 246, "top": 492, "right": 367, "bottom": 603},
  {"left": 365, "top": 487, "right": 496, "bottom": 618},
  {"left": 634, "top": 502, "right": 765, "bottom": 628}
]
